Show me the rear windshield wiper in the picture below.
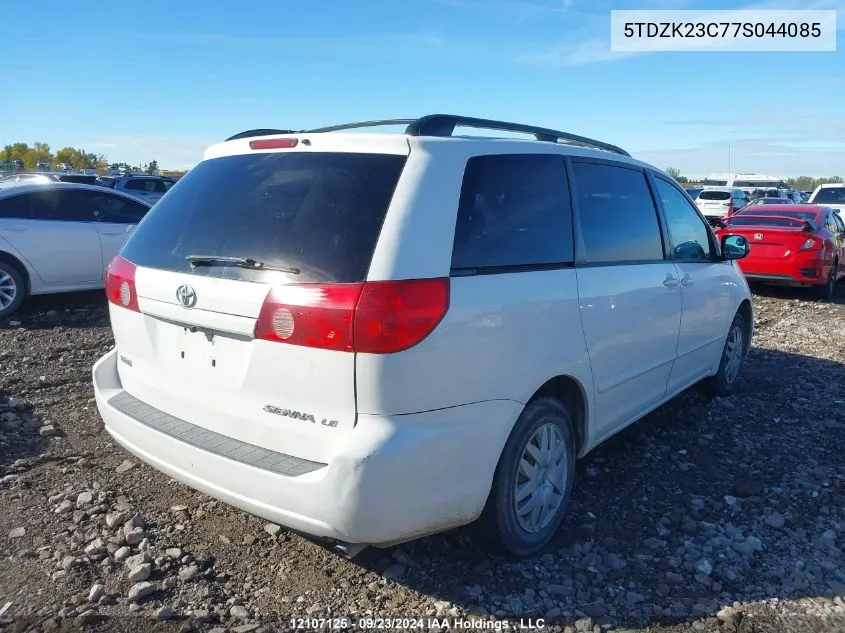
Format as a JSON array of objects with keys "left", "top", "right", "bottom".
[{"left": 186, "top": 254, "right": 300, "bottom": 275}]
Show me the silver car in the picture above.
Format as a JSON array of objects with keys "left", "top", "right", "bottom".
[
  {"left": 0, "top": 183, "right": 152, "bottom": 318},
  {"left": 113, "top": 175, "right": 175, "bottom": 205}
]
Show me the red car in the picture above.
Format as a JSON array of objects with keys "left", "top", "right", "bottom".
[{"left": 715, "top": 204, "right": 845, "bottom": 300}]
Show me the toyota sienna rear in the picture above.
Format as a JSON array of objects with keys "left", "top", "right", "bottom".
[{"left": 93, "top": 115, "right": 753, "bottom": 557}]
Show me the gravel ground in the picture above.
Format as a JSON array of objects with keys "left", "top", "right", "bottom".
[{"left": 1, "top": 285, "right": 843, "bottom": 633}]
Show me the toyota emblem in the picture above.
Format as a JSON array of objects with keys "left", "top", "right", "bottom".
[{"left": 176, "top": 284, "right": 197, "bottom": 308}]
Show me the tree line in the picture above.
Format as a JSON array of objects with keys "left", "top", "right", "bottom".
[
  {"left": 1, "top": 141, "right": 159, "bottom": 175},
  {"left": 665, "top": 167, "right": 843, "bottom": 190}
]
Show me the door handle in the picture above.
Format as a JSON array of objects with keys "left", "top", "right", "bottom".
[
  {"left": 681, "top": 274, "right": 693, "bottom": 287},
  {"left": 663, "top": 276, "right": 679, "bottom": 288},
  {"left": 100, "top": 232, "right": 123, "bottom": 237}
]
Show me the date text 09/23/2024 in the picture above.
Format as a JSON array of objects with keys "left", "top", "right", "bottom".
[{"left": 290, "top": 617, "right": 548, "bottom": 630}]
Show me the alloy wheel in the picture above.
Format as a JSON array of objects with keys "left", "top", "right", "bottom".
[
  {"left": 514, "top": 422, "right": 568, "bottom": 533},
  {"left": 0, "top": 271, "right": 17, "bottom": 311}
]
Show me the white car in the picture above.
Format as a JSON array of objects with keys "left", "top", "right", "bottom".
[
  {"left": 694, "top": 187, "right": 750, "bottom": 223},
  {"left": 0, "top": 183, "right": 152, "bottom": 318},
  {"left": 808, "top": 183, "right": 845, "bottom": 216},
  {"left": 0, "top": 173, "right": 57, "bottom": 188},
  {"left": 92, "top": 115, "right": 753, "bottom": 557},
  {"left": 113, "top": 175, "right": 175, "bottom": 205}
]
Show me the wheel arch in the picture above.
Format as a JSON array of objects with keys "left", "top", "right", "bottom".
[
  {"left": 736, "top": 298, "right": 752, "bottom": 355},
  {"left": 527, "top": 375, "right": 589, "bottom": 457},
  {"left": 0, "top": 250, "right": 31, "bottom": 296}
]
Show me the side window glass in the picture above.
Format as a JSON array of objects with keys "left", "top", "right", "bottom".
[
  {"left": 95, "top": 195, "right": 149, "bottom": 223},
  {"left": 125, "top": 180, "right": 144, "bottom": 191},
  {"left": 571, "top": 162, "right": 664, "bottom": 263},
  {"left": 451, "top": 154, "right": 572, "bottom": 270},
  {"left": 0, "top": 194, "right": 32, "bottom": 219},
  {"left": 30, "top": 190, "right": 65, "bottom": 220},
  {"left": 30, "top": 190, "right": 97, "bottom": 222},
  {"left": 653, "top": 177, "right": 713, "bottom": 261}
]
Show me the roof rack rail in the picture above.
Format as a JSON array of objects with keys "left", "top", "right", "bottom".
[
  {"left": 305, "top": 119, "right": 415, "bottom": 134},
  {"left": 405, "top": 114, "right": 630, "bottom": 157},
  {"left": 233, "top": 115, "right": 630, "bottom": 157},
  {"left": 225, "top": 128, "right": 298, "bottom": 142}
]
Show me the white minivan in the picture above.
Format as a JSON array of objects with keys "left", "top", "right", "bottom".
[{"left": 92, "top": 115, "right": 753, "bottom": 557}]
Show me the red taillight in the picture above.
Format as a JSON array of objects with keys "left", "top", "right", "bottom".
[
  {"left": 105, "top": 255, "right": 139, "bottom": 312},
  {"left": 254, "top": 278, "right": 450, "bottom": 354},
  {"left": 249, "top": 138, "right": 298, "bottom": 150},
  {"left": 255, "top": 283, "right": 363, "bottom": 351},
  {"left": 355, "top": 278, "right": 451, "bottom": 353}
]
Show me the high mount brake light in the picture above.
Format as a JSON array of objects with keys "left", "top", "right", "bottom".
[
  {"left": 249, "top": 138, "right": 299, "bottom": 150},
  {"left": 255, "top": 278, "right": 450, "bottom": 354}
]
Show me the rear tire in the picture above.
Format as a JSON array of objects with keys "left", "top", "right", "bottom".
[
  {"left": 481, "top": 397, "right": 576, "bottom": 558},
  {"left": 0, "top": 261, "right": 25, "bottom": 319},
  {"left": 700, "top": 312, "right": 747, "bottom": 398},
  {"left": 814, "top": 261, "right": 837, "bottom": 302}
]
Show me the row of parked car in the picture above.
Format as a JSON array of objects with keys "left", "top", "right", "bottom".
[
  {"left": 0, "top": 171, "right": 175, "bottom": 205},
  {"left": 0, "top": 182, "right": 153, "bottom": 317},
  {"left": 676, "top": 183, "right": 844, "bottom": 301}
]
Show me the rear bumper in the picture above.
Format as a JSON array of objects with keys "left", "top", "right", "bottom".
[
  {"left": 93, "top": 349, "right": 520, "bottom": 545},
  {"left": 742, "top": 272, "right": 824, "bottom": 286},
  {"left": 739, "top": 256, "right": 829, "bottom": 286}
]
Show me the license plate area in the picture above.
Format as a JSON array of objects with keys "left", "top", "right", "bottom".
[
  {"left": 179, "top": 326, "right": 217, "bottom": 370},
  {"left": 159, "top": 322, "right": 246, "bottom": 380},
  {"left": 750, "top": 244, "right": 786, "bottom": 258}
]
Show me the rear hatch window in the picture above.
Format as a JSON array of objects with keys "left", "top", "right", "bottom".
[
  {"left": 120, "top": 152, "right": 407, "bottom": 283},
  {"left": 698, "top": 191, "right": 731, "bottom": 201},
  {"left": 812, "top": 187, "right": 845, "bottom": 204}
]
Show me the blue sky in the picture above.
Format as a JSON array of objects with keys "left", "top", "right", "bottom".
[{"left": 2, "top": 0, "right": 843, "bottom": 176}]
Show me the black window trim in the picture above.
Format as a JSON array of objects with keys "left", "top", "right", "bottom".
[
  {"left": 448, "top": 152, "right": 576, "bottom": 278},
  {"left": 648, "top": 171, "right": 722, "bottom": 263},
  {"left": 568, "top": 156, "right": 671, "bottom": 268}
]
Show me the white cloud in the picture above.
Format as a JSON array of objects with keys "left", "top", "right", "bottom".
[
  {"left": 514, "top": 37, "right": 641, "bottom": 65},
  {"left": 633, "top": 137, "right": 845, "bottom": 177},
  {"left": 80, "top": 135, "right": 213, "bottom": 170},
  {"left": 141, "top": 32, "right": 444, "bottom": 55}
]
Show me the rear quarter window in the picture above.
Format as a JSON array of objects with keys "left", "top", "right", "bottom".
[
  {"left": 812, "top": 187, "right": 845, "bottom": 204},
  {"left": 119, "top": 152, "right": 407, "bottom": 283},
  {"left": 450, "top": 154, "right": 573, "bottom": 271}
]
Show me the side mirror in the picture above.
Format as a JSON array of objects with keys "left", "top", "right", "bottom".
[{"left": 721, "top": 234, "right": 750, "bottom": 260}]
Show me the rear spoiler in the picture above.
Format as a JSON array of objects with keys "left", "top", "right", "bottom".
[{"left": 723, "top": 214, "right": 817, "bottom": 232}]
